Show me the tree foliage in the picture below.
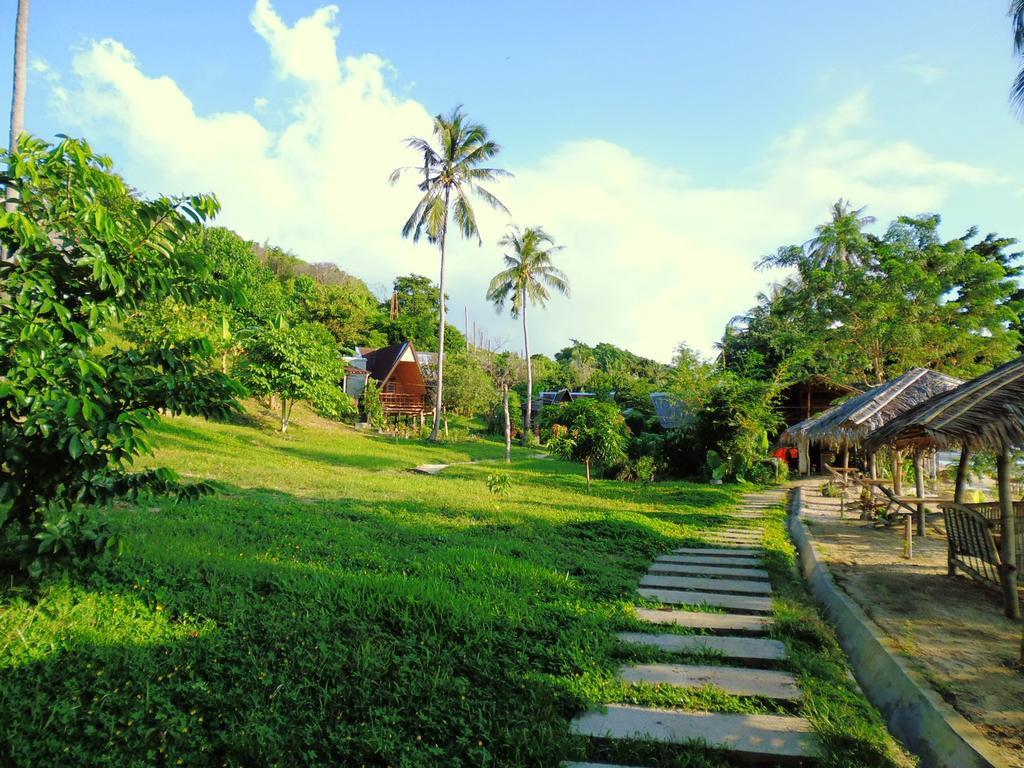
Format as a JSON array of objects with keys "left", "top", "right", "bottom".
[
  {"left": 0, "top": 135, "right": 242, "bottom": 572},
  {"left": 236, "top": 322, "right": 354, "bottom": 432},
  {"left": 731, "top": 204, "right": 1023, "bottom": 385},
  {"left": 540, "top": 399, "right": 628, "bottom": 490}
]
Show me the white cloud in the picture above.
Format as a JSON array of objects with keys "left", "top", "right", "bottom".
[
  {"left": 895, "top": 55, "right": 946, "bottom": 86},
  {"left": 49, "top": 2, "right": 1002, "bottom": 363}
]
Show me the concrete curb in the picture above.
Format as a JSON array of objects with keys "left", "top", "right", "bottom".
[{"left": 787, "top": 487, "right": 1008, "bottom": 768}]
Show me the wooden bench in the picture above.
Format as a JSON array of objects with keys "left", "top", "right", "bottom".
[
  {"left": 823, "top": 463, "right": 861, "bottom": 517},
  {"left": 940, "top": 503, "right": 1003, "bottom": 588},
  {"left": 963, "top": 501, "right": 1024, "bottom": 574}
]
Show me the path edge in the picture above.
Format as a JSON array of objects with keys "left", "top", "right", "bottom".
[{"left": 787, "top": 486, "right": 1009, "bottom": 768}]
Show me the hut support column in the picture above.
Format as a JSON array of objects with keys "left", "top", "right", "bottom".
[
  {"left": 798, "top": 435, "right": 810, "bottom": 476},
  {"left": 868, "top": 452, "right": 877, "bottom": 480},
  {"left": 953, "top": 445, "right": 971, "bottom": 505},
  {"left": 913, "top": 449, "right": 926, "bottom": 537},
  {"left": 893, "top": 450, "right": 903, "bottom": 495},
  {"left": 996, "top": 446, "right": 1021, "bottom": 620}
]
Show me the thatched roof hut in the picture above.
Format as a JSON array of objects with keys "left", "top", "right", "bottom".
[
  {"left": 863, "top": 356, "right": 1024, "bottom": 453},
  {"left": 780, "top": 368, "right": 963, "bottom": 448}
]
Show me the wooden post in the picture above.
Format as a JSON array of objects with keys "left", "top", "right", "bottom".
[
  {"left": 869, "top": 452, "right": 877, "bottom": 480},
  {"left": 913, "top": 448, "right": 926, "bottom": 537},
  {"left": 996, "top": 446, "right": 1021, "bottom": 620},
  {"left": 840, "top": 442, "right": 850, "bottom": 517},
  {"left": 893, "top": 449, "right": 903, "bottom": 495},
  {"left": 953, "top": 445, "right": 971, "bottom": 505}
]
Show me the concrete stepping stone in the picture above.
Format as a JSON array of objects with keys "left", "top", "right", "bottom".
[
  {"left": 639, "top": 574, "right": 772, "bottom": 596},
  {"left": 633, "top": 607, "right": 772, "bottom": 635},
  {"left": 670, "top": 547, "right": 761, "bottom": 558},
  {"left": 619, "top": 663, "right": 801, "bottom": 701},
  {"left": 647, "top": 562, "right": 770, "bottom": 580},
  {"left": 571, "top": 704, "right": 819, "bottom": 763},
  {"left": 638, "top": 588, "right": 774, "bottom": 614},
  {"left": 657, "top": 554, "right": 762, "bottom": 568},
  {"left": 563, "top": 763, "right": 648, "bottom": 768},
  {"left": 410, "top": 463, "right": 449, "bottom": 474},
  {"left": 617, "top": 632, "right": 787, "bottom": 663}
]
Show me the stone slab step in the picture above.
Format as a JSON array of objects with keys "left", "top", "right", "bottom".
[
  {"left": 656, "top": 554, "right": 763, "bottom": 569},
  {"left": 571, "top": 704, "right": 818, "bottom": 763},
  {"left": 633, "top": 607, "right": 772, "bottom": 635},
  {"left": 639, "top": 574, "right": 772, "bottom": 596},
  {"left": 647, "top": 562, "right": 770, "bottom": 580},
  {"left": 619, "top": 663, "right": 801, "bottom": 701},
  {"left": 617, "top": 632, "right": 788, "bottom": 663},
  {"left": 638, "top": 588, "right": 774, "bottom": 614},
  {"left": 671, "top": 547, "right": 761, "bottom": 558}
]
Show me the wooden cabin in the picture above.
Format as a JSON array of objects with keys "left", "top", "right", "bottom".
[
  {"left": 353, "top": 341, "right": 428, "bottom": 415},
  {"left": 778, "top": 375, "right": 860, "bottom": 427}
]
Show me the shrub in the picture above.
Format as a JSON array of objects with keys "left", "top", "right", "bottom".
[{"left": 0, "top": 135, "right": 241, "bottom": 573}]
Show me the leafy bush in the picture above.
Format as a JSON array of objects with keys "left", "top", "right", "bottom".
[
  {"left": 361, "top": 378, "right": 387, "bottom": 431},
  {"left": 0, "top": 135, "right": 242, "bottom": 573}
]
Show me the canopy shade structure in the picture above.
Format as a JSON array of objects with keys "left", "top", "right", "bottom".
[
  {"left": 862, "top": 356, "right": 1024, "bottom": 453},
  {"left": 779, "top": 368, "right": 963, "bottom": 449}
]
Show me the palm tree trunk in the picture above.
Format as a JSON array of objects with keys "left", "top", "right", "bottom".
[
  {"left": 4, "top": 0, "right": 28, "bottom": 261},
  {"left": 585, "top": 458, "right": 591, "bottom": 492},
  {"left": 8, "top": 0, "right": 28, "bottom": 158},
  {"left": 429, "top": 192, "right": 450, "bottom": 442},
  {"left": 502, "top": 383, "right": 510, "bottom": 463},
  {"left": 522, "top": 302, "right": 532, "bottom": 445}
]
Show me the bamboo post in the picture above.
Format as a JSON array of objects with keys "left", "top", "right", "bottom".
[
  {"left": 913, "top": 448, "right": 926, "bottom": 537},
  {"left": 869, "top": 452, "right": 877, "bottom": 479},
  {"left": 893, "top": 449, "right": 904, "bottom": 495},
  {"left": 840, "top": 442, "right": 850, "bottom": 517},
  {"left": 996, "top": 446, "right": 1021, "bottom": 620}
]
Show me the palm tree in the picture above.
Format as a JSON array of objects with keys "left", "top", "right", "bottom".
[
  {"left": 805, "top": 198, "right": 874, "bottom": 269},
  {"left": 390, "top": 106, "right": 509, "bottom": 441},
  {"left": 486, "top": 226, "right": 570, "bottom": 444},
  {"left": 6, "top": 0, "right": 28, "bottom": 217},
  {"left": 1012, "top": 0, "right": 1024, "bottom": 110}
]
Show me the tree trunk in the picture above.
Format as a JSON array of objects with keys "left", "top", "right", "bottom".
[
  {"left": 522, "top": 303, "right": 532, "bottom": 445},
  {"left": 893, "top": 450, "right": 903, "bottom": 495},
  {"left": 4, "top": 0, "right": 28, "bottom": 261},
  {"left": 954, "top": 445, "right": 971, "bottom": 505},
  {"left": 913, "top": 449, "right": 925, "bottom": 537},
  {"left": 502, "top": 383, "right": 511, "bottom": 464},
  {"left": 997, "top": 446, "right": 1021, "bottom": 620},
  {"left": 585, "top": 458, "right": 591, "bottom": 492},
  {"left": 7, "top": 0, "right": 28, "bottom": 158},
  {"left": 280, "top": 397, "right": 289, "bottom": 433},
  {"left": 429, "top": 192, "right": 450, "bottom": 442}
]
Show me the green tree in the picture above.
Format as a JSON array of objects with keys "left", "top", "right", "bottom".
[
  {"left": 485, "top": 352, "right": 522, "bottom": 463},
  {"left": 541, "top": 399, "right": 628, "bottom": 491},
  {"left": 487, "top": 226, "right": 570, "bottom": 444},
  {"left": 0, "top": 135, "right": 242, "bottom": 571},
  {"left": 442, "top": 351, "right": 496, "bottom": 417},
  {"left": 740, "top": 207, "right": 1022, "bottom": 384},
  {"left": 390, "top": 106, "right": 510, "bottom": 441},
  {"left": 236, "top": 322, "right": 354, "bottom": 432}
]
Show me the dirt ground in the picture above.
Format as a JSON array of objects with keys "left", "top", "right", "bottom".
[{"left": 796, "top": 479, "right": 1024, "bottom": 766}]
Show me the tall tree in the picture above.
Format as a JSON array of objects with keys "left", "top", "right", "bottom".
[
  {"left": 390, "top": 106, "right": 509, "bottom": 441},
  {"left": 486, "top": 226, "right": 570, "bottom": 443},
  {"left": 5, "top": 0, "right": 29, "bottom": 222}
]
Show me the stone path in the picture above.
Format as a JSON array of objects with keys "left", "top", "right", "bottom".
[{"left": 568, "top": 489, "right": 821, "bottom": 766}]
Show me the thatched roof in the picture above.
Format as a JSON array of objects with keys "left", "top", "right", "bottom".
[
  {"left": 863, "top": 356, "right": 1024, "bottom": 452},
  {"left": 778, "top": 368, "right": 963, "bottom": 448}
]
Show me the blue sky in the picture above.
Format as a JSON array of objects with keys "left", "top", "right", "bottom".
[{"left": 3, "top": 1, "right": 1023, "bottom": 361}]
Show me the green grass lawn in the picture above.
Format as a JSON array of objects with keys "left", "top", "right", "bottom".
[{"left": 0, "top": 407, "right": 911, "bottom": 767}]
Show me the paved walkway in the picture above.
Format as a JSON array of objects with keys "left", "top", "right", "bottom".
[{"left": 567, "top": 488, "right": 821, "bottom": 766}]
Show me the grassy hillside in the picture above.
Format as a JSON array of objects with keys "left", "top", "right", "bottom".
[{"left": 0, "top": 408, "right": 908, "bottom": 767}]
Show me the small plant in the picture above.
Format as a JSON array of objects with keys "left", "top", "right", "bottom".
[
  {"left": 362, "top": 378, "right": 387, "bottom": 431},
  {"left": 820, "top": 481, "right": 842, "bottom": 498},
  {"left": 486, "top": 472, "right": 512, "bottom": 496},
  {"left": 706, "top": 450, "right": 728, "bottom": 484}
]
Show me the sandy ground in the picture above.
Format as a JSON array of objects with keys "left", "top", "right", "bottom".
[{"left": 796, "top": 478, "right": 1024, "bottom": 766}]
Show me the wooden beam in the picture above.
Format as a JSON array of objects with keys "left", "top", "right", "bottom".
[{"left": 996, "top": 446, "right": 1021, "bottom": 620}]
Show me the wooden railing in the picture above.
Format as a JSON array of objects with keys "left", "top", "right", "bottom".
[{"left": 379, "top": 392, "right": 425, "bottom": 414}]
